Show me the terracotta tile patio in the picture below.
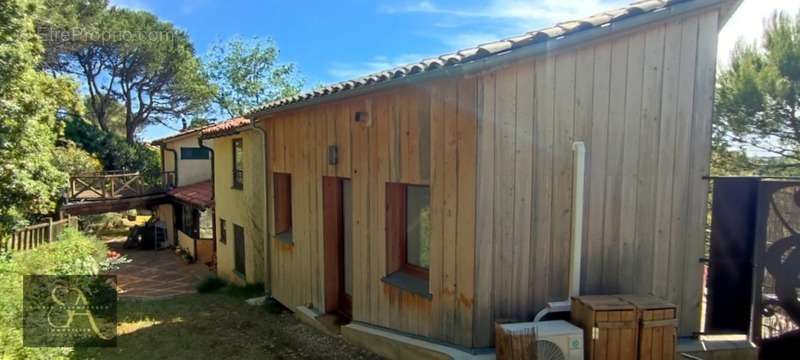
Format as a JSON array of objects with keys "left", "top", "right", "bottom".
[{"left": 105, "top": 238, "right": 212, "bottom": 300}]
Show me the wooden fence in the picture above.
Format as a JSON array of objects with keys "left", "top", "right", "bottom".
[
  {"left": 1, "top": 217, "right": 78, "bottom": 252},
  {"left": 68, "top": 171, "right": 176, "bottom": 201}
]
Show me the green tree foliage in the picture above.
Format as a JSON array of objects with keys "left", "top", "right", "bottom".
[
  {"left": 185, "top": 117, "right": 213, "bottom": 130},
  {"left": 52, "top": 142, "right": 104, "bottom": 176},
  {"left": 0, "top": 0, "right": 81, "bottom": 233},
  {"left": 64, "top": 118, "right": 160, "bottom": 183},
  {"left": 205, "top": 37, "right": 302, "bottom": 117},
  {"left": 36, "top": 0, "right": 107, "bottom": 70},
  {"left": 82, "top": 96, "right": 126, "bottom": 137},
  {"left": 42, "top": 2, "right": 215, "bottom": 142},
  {"left": 715, "top": 10, "right": 800, "bottom": 175}
]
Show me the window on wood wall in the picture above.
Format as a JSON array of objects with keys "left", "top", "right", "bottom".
[
  {"left": 274, "top": 173, "right": 292, "bottom": 236},
  {"left": 232, "top": 139, "right": 244, "bottom": 189},
  {"left": 386, "top": 183, "right": 431, "bottom": 280}
]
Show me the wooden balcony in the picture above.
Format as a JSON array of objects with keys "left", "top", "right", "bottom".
[{"left": 68, "top": 171, "right": 176, "bottom": 202}]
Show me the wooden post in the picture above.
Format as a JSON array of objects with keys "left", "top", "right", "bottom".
[{"left": 48, "top": 218, "right": 54, "bottom": 243}]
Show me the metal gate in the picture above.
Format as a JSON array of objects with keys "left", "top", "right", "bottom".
[
  {"left": 706, "top": 178, "right": 759, "bottom": 334},
  {"left": 706, "top": 177, "right": 800, "bottom": 357},
  {"left": 751, "top": 179, "right": 800, "bottom": 353}
]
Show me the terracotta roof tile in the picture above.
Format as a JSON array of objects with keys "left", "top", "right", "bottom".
[
  {"left": 150, "top": 123, "right": 215, "bottom": 145},
  {"left": 167, "top": 181, "right": 213, "bottom": 208},
  {"left": 200, "top": 117, "right": 251, "bottom": 139},
  {"left": 244, "top": 0, "right": 711, "bottom": 118}
]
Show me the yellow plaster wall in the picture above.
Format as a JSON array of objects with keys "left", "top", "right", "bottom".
[
  {"left": 177, "top": 230, "right": 195, "bottom": 257},
  {"left": 163, "top": 134, "right": 213, "bottom": 187},
  {"left": 212, "top": 130, "right": 266, "bottom": 286}
]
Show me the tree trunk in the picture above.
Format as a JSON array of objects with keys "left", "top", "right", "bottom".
[
  {"left": 94, "top": 107, "right": 109, "bottom": 133},
  {"left": 125, "top": 124, "right": 136, "bottom": 144}
]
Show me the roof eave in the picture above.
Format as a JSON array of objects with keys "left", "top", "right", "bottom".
[
  {"left": 199, "top": 128, "right": 250, "bottom": 140},
  {"left": 718, "top": 0, "right": 743, "bottom": 29},
  {"left": 150, "top": 128, "right": 205, "bottom": 146},
  {"left": 246, "top": 0, "right": 731, "bottom": 121}
]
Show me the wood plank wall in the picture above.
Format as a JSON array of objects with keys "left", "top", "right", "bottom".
[
  {"left": 258, "top": 8, "right": 719, "bottom": 349},
  {"left": 472, "top": 10, "right": 719, "bottom": 346},
  {"left": 261, "top": 80, "right": 479, "bottom": 346}
]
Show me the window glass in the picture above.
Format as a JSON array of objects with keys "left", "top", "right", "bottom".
[
  {"left": 182, "top": 206, "right": 194, "bottom": 236},
  {"left": 233, "top": 139, "right": 243, "bottom": 188},
  {"left": 219, "top": 219, "right": 227, "bottom": 244},
  {"left": 405, "top": 186, "right": 431, "bottom": 269},
  {"left": 274, "top": 173, "right": 292, "bottom": 234},
  {"left": 199, "top": 209, "right": 213, "bottom": 239},
  {"left": 180, "top": 147, "right": 210, "bottom": 160}
]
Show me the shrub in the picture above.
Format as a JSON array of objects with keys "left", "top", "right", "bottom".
[
  {"left": 195, "top": 276, "right": 227, "bottom": 293},
  {"left": 51, "top": 143, "right": 103, "bottom": 177},
  {"left": 12, "top": 228, "right": 107, "bottom": 275},
  {"left": 0, "top": 228, "right": 109, "bottom": 359},
  {"left": 80, "top": 212, "right": 125, "bottom": 236}
]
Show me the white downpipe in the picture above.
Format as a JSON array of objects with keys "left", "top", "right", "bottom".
[
  {"left": 533, "top": 141, "right": 587, "bottom": 322},
  {"left": 569, "top": 141, "right": 585, "bottom": 298}
]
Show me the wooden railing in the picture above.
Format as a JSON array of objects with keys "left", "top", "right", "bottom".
[
  {"left": 68, "top": 171, "right": 176, "bottom": 201},
  {"left": 2, "top": 217, "right": 78, "bottom": 252}
]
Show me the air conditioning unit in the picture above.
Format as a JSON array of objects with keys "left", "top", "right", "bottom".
[{"left": 497, "top": 320, "right": 584, "bottom": 360}]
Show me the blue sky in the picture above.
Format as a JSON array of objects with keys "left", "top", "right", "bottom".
[{"left": 110, "top": 0, "right": 797, "bottom": 141}]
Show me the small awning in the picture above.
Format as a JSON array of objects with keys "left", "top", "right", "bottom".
[{"left": 167, "top": 181, "right": 213, "bottom": 208}]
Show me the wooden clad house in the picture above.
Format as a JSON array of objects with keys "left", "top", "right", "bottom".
[{"left": 214, "top": 0, "right": 741, "bottom": 353}]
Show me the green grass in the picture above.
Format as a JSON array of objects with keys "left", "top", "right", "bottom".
[
  {"left": 74, "top": 294, "right": 378, "bottom": 360},
  {"left": 1, "top": 230, "right": 376, "bottom": 359}
]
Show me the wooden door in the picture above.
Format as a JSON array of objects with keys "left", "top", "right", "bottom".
[
  {"left": 323, "top": 177, "right": 352, "bottom": 318},
  {"left": 233, "top": 224, "right": 245, "bottom": 275}
]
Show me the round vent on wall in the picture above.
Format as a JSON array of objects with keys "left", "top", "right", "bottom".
[{"left": 536, "top": 340, "right": 565, "bottom": 360}]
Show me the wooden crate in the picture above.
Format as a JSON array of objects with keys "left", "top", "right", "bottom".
[
  {"left": 571, "top": 295, "right": 638, "bottom": 360},
  {"left": 618, "top": 294, "right": 677, "bottom": 360},
  {"left": 495, "top": 321, "right": 536, "bottom": 360}
]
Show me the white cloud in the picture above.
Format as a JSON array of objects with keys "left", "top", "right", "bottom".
[
  {"left": 327, "top": 53, "right": 434, "bottom": 81},
  {"left": 718, "top": 0, "right": 800, "bottom": 66},
  {"left": 379, "top": 0, "right": 631, "bottom": 55},
  {"left": 382, "top": 0, "right": 628, "bottom": 25}
]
